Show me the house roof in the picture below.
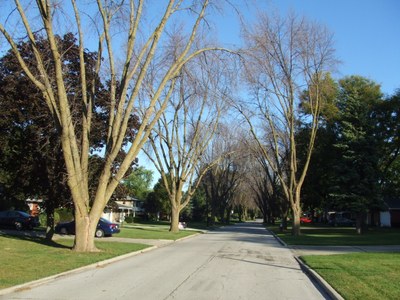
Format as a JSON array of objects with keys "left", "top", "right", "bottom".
[
  {"left": 117, "top": 204, "right": 133, "bottom": 210},
  {"left": 384, "top": 198, "right": 400, "bottom": 210},
  {"left": 25, "top": 198, "right": 44, "bottom": 203},
  {"left": 114, "top": 196, "right": 141, "bottom": 202}
]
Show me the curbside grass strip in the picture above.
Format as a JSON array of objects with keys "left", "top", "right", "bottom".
[
  {"left": 0, "top": 231, "right": 202, "bottom": 296},
  {"left": 0, "top": 245, "right": 157, "bottom": 296},
  {"left": 295, "top": 256, "right": 344, "bottom": 300},
  {"left": 267, "top": 228, "right": 343, "bottom": 300}
]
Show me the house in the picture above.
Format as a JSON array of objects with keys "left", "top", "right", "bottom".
[
  {"left": 25, "top": 198, "right": 43, "bottom": 217},
  {"left": 380, "top": 198, "right": 400, "bottom": 227},
  {"left": 102, "top": 196, "right": 145, "bottom": 223}
]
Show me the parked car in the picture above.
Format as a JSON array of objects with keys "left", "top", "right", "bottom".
[
  {"left": 55, "top": 218, "right": 120, "bottom": 238},
  {"left": 0, "top": 210, "right": 40, "bottom": 230},
  {"left": 300, "top": 216, "right": 312, "bottom": 224},
  {"left": 328, "top": 212, "right": 355, "bottom": 227}
]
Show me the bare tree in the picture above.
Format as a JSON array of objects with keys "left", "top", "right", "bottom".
[
  {"left": 240, "top": 12, "right": 337, "bottom": 235},
  {"left": 245, "top": 149, "right": 282, "bottom": 224},
  {"left": 143, "top": 50, "right": 233, "bottom": 232},
  {"left": 201, "top": 124, "right": 243, "bottom": 224},
  {"left": 0, "top": 0, "right": 226, "bottom": 251}
]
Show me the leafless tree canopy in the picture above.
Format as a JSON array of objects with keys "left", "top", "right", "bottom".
[
  {"left": 143, "top": 47, "right": 235, "bottom": 232},
  {"left": 0, "top": 0, "right": 230, "bottom": 251},
  {"left": 240, "top": 12, "right": 337, "bottom": 235}
]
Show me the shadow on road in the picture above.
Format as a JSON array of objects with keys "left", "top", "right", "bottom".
[{"left": 208, "top": 222, "right": 283, "bottom": 247}]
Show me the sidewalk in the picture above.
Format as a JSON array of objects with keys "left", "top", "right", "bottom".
[
  {"left": 0, "top": 228, "right": 175, "bottom": 247},
  {"left": 289, "top": 245, "right": 400, "bottom": 256}
]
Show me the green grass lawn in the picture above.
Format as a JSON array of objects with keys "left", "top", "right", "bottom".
[
  {"left": 302, "top": 253, "right": 400, "bottom": 300},
  {"left": 0, "top": 236, "right": 149, "bottom": 290},
  {"left": 118, "top": 225, "right": 201, "bottom": 240},
  {"left": 267, "top": 224, "right": 400, "bottom": 299},
  {"left": 121, "top": 220, "right": 224, "bottom": 231},
  {"left": 269, "top": 225, "right": 400, "bottom": 245}
]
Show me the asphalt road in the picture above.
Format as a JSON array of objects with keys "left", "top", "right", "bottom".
[{"left": 2, "top": 222, "right": 328, "bottom": 300}]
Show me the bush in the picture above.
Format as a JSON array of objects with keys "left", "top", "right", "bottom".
[
  {"left": 38, "top": 208, "right": 73, "bottom": 227},
  {"left": 39, "top": 213, "right": 47, "bottom": 227},
  {"left": 56, "top": 208, "right": 73, "bottom": 222},
  {"left": 124, "top": 216, "right": 134, "bottom": 223}
]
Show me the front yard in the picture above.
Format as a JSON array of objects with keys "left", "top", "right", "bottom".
[
  {"left": 269, "top": 225, "right": 400, "bottom": 245},
  {"left": 302, "top": 253, "right": 400, "bottom": 300},
  {"left": 0, "top": 223, "right": 201, "bottom": 290},
  {"left": 0, "top": 236, "right": 149, "bottom": 289},
  {"left": 119, "top": 224, "right": 201, "bottom": 240},
  {"left": 269, "top": 224, "right": 400, "bottom": 299}
]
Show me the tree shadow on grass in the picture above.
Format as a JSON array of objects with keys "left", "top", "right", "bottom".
[{"left": 0, "top": 230, "right": 71, "bottom": 249}]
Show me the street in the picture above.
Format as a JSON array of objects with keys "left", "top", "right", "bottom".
[{"left": 2, "top": 222, "right": 328, "bottom": 300}]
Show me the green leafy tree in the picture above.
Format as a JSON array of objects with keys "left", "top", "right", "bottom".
[
  {"left": 0, "top": 33, "right": 107, "bottom": 238},
  {"left": 123, "top": 166, "right": 154, "bottom": 200},
  {"left": 374, "top": 90, "right": 400, "bottom": 198},
  {"left": 297, "top": 74, "right": 340, "bottom": 215},
  {"left": 190, "top": 187, "right": 207, "bottom": 222},
  {"left": 144, "top": 178, "right": 171, "bottom": 221},
  {"left": 300, "top": 81, "right": 400, "bottom": 228},
  {"left": 330, "top": 76, "right": 384, "bottom": 233}
]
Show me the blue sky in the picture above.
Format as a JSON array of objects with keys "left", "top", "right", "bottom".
[
  {"left": 141, "top": 0, "right": 400, "bottom": 183},
  {"left": 214, "top": 0, "right": 400, "bottom": 96}
]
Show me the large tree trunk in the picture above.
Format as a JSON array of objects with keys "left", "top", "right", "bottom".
[
  {"left": 291, "top": 191, "right": 302, "bottom": 236},
  {"left": 292, "top": 209, "right": 301, "bottom": 236},
  {"left": 73, "top": 214, "right": 98, "bottom": 252},
  {"left": 170, "top": 206, "right": 180, "bottom": 233}
]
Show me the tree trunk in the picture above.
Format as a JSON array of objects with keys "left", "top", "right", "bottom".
[
  {"left": 45, "top": 205, "right": 55, "bottom": 241},
  {"left": 170, "top": 206, "right": 180, "bottom": 233},
  {"left": 73, "top": 214, "right": 99, "bottom": 252},
  {"left": 292, "top": 209, "right": 301, "bottom": 236},
  {"left": 226, "top": 206, "right": 232, "bottom": 224},
  {"left": 356, "top": 213, "right": 366, "bottom": 235},
  {"left": 291, "top": 196, "right": 302, "bottom": 236},
  {"left": 262, "top": 210, "right": 268, "bottom": 224},
  {"left": 291, "top": 187, "right": 302, "bottom": 236}
]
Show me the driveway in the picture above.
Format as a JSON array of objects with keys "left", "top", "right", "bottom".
[{"left": 1, "top": 222, "right": 328, "bottom": 300}]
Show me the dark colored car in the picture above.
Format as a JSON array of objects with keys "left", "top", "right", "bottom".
[
  {"left": 0, "top": 210, "right": 40, "bottom": 230},
  {"left": 329, "top": 212, "right": 355, "bottom": 227},
  {"left": 55, "top": 218, "right": 120, "bottom": 238}
]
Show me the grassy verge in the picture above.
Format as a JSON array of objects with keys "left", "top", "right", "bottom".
[
  {"left": 268, "top": 224, "right": 400, "bottom": 245},
  {"left": 0, "top": 235, "right": 149, "bottom": 290},
  {"left": 118, "top": 225, "right": 201, "bottom": 240},
  {"left": 121, "top": 220, "right": 226, "bottom": 231},
  {"left": 266, "top": 225, "right": 400, "bottom": 299},
  {"left": 302, "top": 253, "right": 400, "bottom": 300}
]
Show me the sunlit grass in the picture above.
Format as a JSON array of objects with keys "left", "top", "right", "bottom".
[
  {"left": 0, "top": 236, "right": 149, "bottom": 289},
  {"left": 118, "top": 226, "right": 200, "bottom": 240},
  {"left": 302, "top": 253, "right": 400, "bottom": 299},
  {"left": 268, "top": 225, "right": 400, "bottom": 245}
]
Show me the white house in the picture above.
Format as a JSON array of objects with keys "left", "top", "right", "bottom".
[{"left": 102, "top": 196, "right": 145, "bottom": 223}]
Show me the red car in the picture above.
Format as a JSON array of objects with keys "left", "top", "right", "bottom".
[{"left": 300, "top": 216, "right": 312, "bottom": 224}]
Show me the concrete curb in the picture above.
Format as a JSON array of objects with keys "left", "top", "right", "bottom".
[
  {"left": 267, "top": 229, "right": 344, "bottom": 300},
  {"left": 0, "top": 232, "right": 201, "bottom": 296},
  {"left": 295, "top": 256, "right": 344, "bottom": 300},
  {"left": 266, "top": 229, "right": 287, "bottom": 247},
  {"left": 0, "top": 245, "right": 157, "bottom": 296}
]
